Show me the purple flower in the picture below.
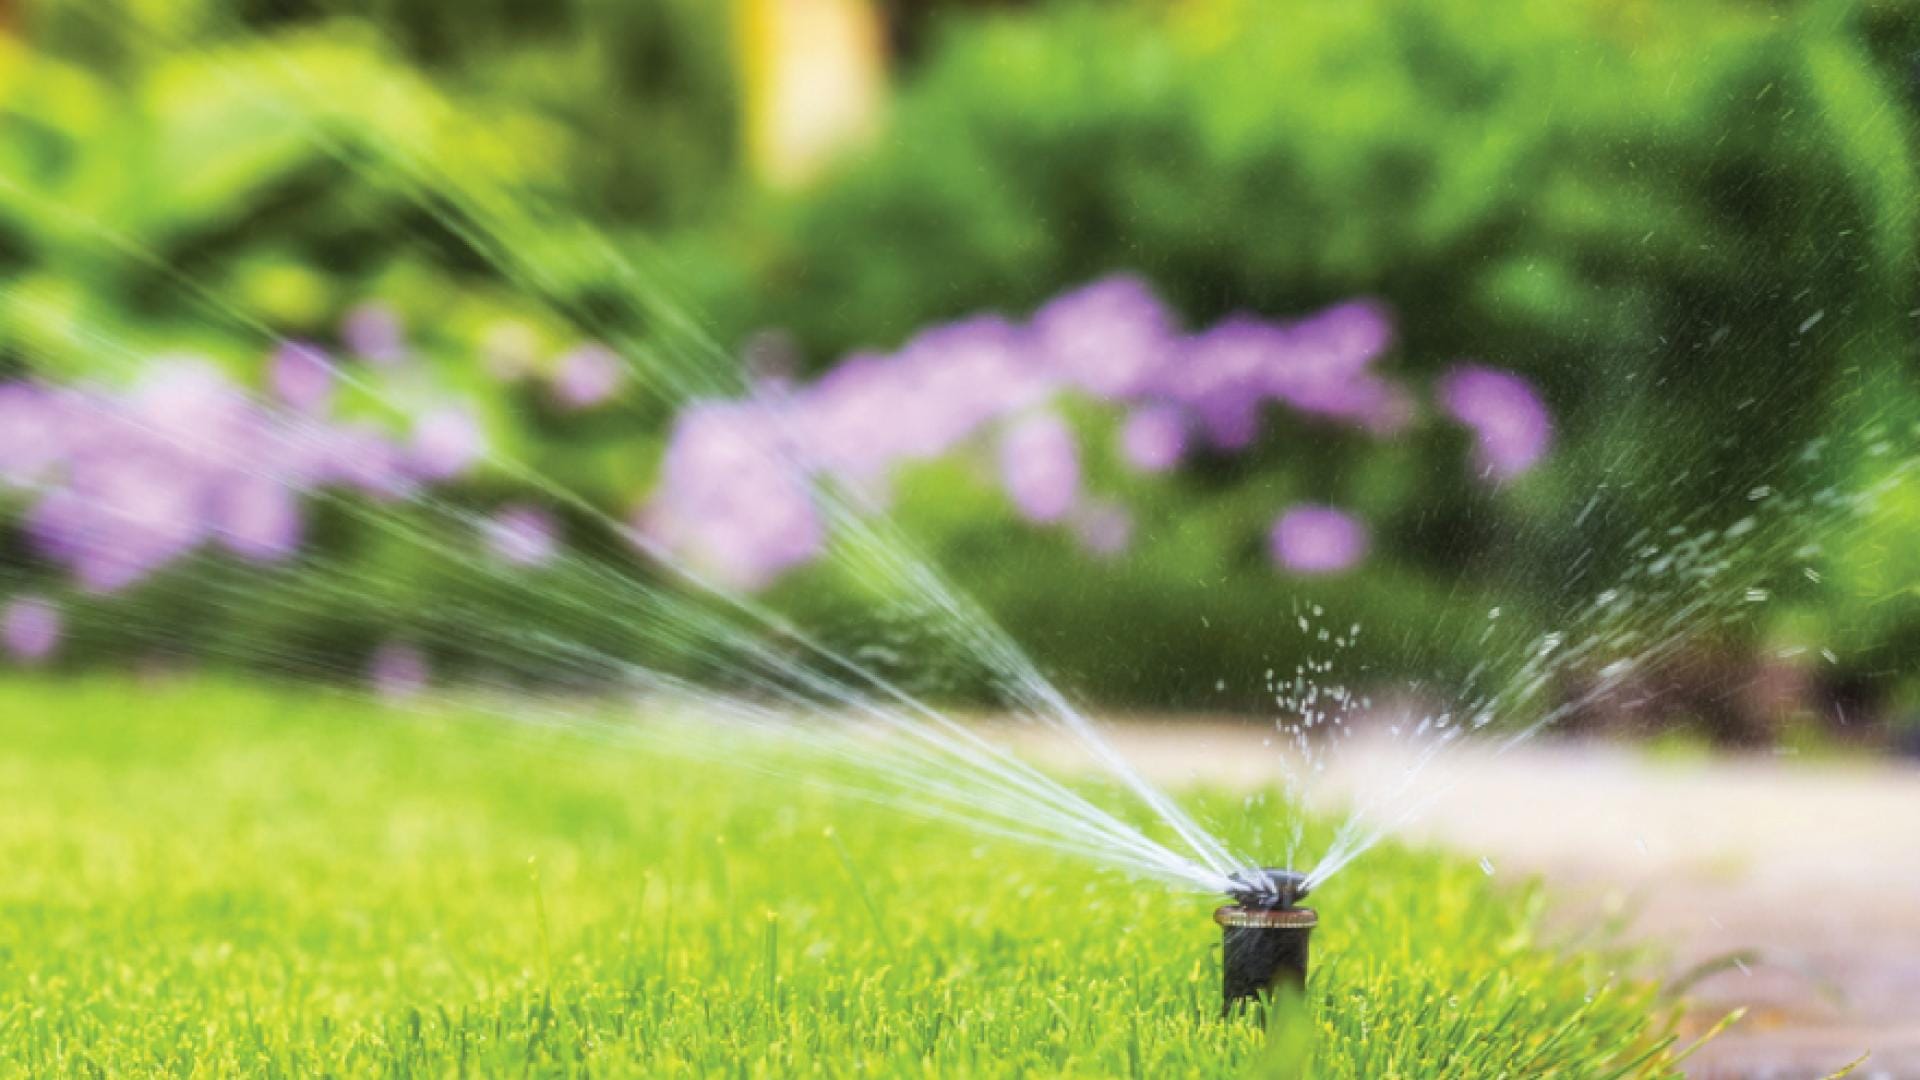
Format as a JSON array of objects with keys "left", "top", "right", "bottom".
[
  {"left": 0, "top": 383, "right": 67, "bottom": 486},
  {"left": 3, "top": 597, "right": 62, "bottom": 664},
  {"left": 131, "top": 359, "right": 253, "bottom": 461},
  {"left": 342, "top": 303, "right": 406, "bottom": 365},
  {"left": 407, "top": 407, "right": 487, "bottom": 481},
  {"left": 31, "top": 448, "right": 211, "bottom": 593},
  {"left": 790, "top": 351, "right": 901, "bottom": 492},
  {"left": 998, "top": 411, "right": 1080, "bottom": 523},
  {"left": 9, "top": 359, "right": 441, "bottom": 590},
  {"left": 643, "top": 401, "right": 823, "bottom": 590},
  {"left": 792, "top": 319, "right": 1055, "bottom": 494},
  {"left": 893, "top": 316, "right": 1051, "bottom": 460},
  {"left": 369, "top": 641, "right": 429, "bottom": 700},
  {"left": 1284, "top": 300, "right": 1394, "bottom": 376},
  {"left": 269, "top": 341, "right": 335, "bottom": 414},
  {"left": 1263, "top": 301, "right": 1398, "bottom": 425},
  {"left": 1270, "top": 505, "right": 1369, "bottom": 575},
  {"left": 1170, "top": 317, "right": 1282, "bottom": 450},
  {"left": 1154, "top": 300, "right": 1409, "bottom": 442},
  {"left": 1436, "top": 365, "right": 1552, "bottom": 481},
  {"left": 319, "top": 423, "right": 415, "bottom": 501},
  {"left": 484, "top": 504, "right": 560, "bottom": 567},
  {"left": 1031, "top": 275, "right": 1178, "bottom": 399},
  {"left": 551, "top": 344, "right": 623, "bottom": 410},
  {"left": 1276, "top": 371, "right": 1414, "bottom": 433},
  {"left": 212, "top": 476, "right": 304, "bottom": 562},
  {"left": 1071, "top": 501, "right": 1133, "bottom": 558},
  {"left": 1119, "top": 404, "right": 1189, "bottom": 473}
]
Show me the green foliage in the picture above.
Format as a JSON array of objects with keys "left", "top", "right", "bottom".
[
  {"left": 688, "top": 0, "right": 1920, "bottom": 713},
  {"left": 725, "top": 0, "right": 1919, "bottom": 387},
  {"left": 1783, "top": 372, "right": 1920, "bottom": 727},
  {"left": 0, "top": 677, "right": 1688, "bottom": 1076},
  {"left": 0, "top": 0, "right": 1915, "bottom": 727},
  {"left": 2, "top": 0, "right": 736, "bottom": 365}
]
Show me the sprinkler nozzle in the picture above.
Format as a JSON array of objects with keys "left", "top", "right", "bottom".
[
  {"left": 1217, "top": 867, "right": 1316, "bottom": 1013},
  {"left": 1226, "top": 867, "right": 1310, "bottom": 910}
]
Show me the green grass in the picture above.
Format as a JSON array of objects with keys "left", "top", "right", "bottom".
[{"left": 0, "top": 678, "right": 1692, "bottom": 1077}]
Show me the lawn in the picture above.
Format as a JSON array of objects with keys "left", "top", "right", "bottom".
[{"left": 0, "top": 678, "right": 1695, "bottom": 1077}]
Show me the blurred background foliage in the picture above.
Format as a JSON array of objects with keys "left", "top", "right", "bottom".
[{"left": 1, "top": 0, "right": 1917, "bottom": 740}]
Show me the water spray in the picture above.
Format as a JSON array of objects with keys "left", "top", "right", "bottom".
[{"left": 1216, "top": 868, "right": 1316, "bottom": 1013}]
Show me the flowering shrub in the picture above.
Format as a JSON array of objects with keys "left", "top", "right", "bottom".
[
  {"left": 0, "top": 274, "right": 1554, "bottom": 702},
  {"left": 1271, "top": 507, "right": 1370, "bottom": 576},
  {"left": 3, "top": 359, "right": 453, "bottom": 593},
  {"left": 684, "top": 0, "right": 1920, "bottom": 720},
  {"left": 0, "top": 302, "right": 625, "bottom": 675},
  {"left": 639, "top": 275, "right": 1551, "bottom": 591},
  {"left": 1437, "top": 366, "right": 1553, "bottom": 483}
]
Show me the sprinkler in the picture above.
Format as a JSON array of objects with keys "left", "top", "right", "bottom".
[{"left": 1216, "top": 868, "right": 1316, "bottom": 1013}]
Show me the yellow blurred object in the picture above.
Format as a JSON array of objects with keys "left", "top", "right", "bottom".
[
  {"left": 736, "top": 0, "right": 885, "bottom": 189},
  {"left": 233, "top": 257, "right": 335, "bottom": 329}
]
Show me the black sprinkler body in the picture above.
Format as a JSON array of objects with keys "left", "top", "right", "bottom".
[{"left": 1216, "top": 868, "right": 1316, "bottom": 1013}]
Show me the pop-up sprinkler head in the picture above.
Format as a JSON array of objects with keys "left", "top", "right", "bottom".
[{"left": 1216, "top": 868, "right": 1316, "bottom": 1014}]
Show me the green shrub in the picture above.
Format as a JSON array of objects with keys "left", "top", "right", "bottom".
[{"left": 685, "top": 0, "right": 1920, "bottom": 714}]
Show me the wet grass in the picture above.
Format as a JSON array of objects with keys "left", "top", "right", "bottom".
[{"left": 0, "top": 677, "right": 1694, "bottom": 1077}]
